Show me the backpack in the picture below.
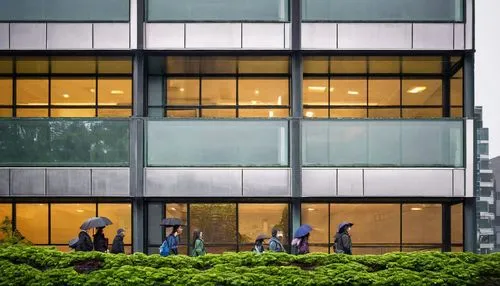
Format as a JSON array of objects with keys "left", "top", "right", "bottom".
[
  {"left": 69, "top": 237, "right": 79, "bottom": 249},
  {"left": 159, "top": 239, "right": 170, "bottom": 256}
]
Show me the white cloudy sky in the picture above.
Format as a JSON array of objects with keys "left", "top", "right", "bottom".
[{"left": 476, "top": 0, "right": 500, "bottom": 158}]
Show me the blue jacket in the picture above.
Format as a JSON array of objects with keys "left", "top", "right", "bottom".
[{"left": 166, "top": 234, "right": 179, "bottom": 255}]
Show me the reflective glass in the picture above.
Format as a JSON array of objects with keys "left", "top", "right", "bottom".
[
  {"left": 99, "top": 204, "right": 132, "bottom": 246},
  {"left": 0, "top": 58, "right": 13, "bottom": 73},
  {"left": 402, "top": 57, "right": 443, "bottom": 74},
  {"left": 201, "top": 79, "right": 236, "bottom": 106},
  {"left": 368, "top": 57, "right": 400, "bottom": 74},
  {"left": 16, "top": 79, "right": 49, "bottom": 106},
  {"left": 51, "top": 204, "right": 96, "bottom": 244},
  {"left": 51, "top": 57, "right": 96, "bottom": 74},
  {"left": 190, "top": 204, "right": 237, "bottom": 245},
  {"left": 330, "top": 79, "right": 367, "bottom": 106},
  {"left": 303, "top": 78, "right": 329, "bottom": 106},
  {"left": 301, "top": 204, "right": 329, "bottom": 244},
  {"left": 303, "top": 57, "right": 329, "bottom": 74},
  {"left": 238, "top": 79, "right": 288, "bottom": 106},
  {"left": 167, "top": 79, "right": 200, "bottom": 106},
  {"left": 16, "top": 204, "right": 48, "bottom": 244},
  {"left": 166, "top": 109, "right": 199, "bottom": 118},
  {"left": 0, "top": 204, "right": 12, "bottom": 240},
  {"left": 98, "top": 79, "right": 132, "bottom": 107},
  {"left": 0, "top": 79, "right": 13, "bottom": 105},
  {"left": 402, "top": 204, "right": 442, "bottom": 245},
  {"left": 451, "top": 203, "right": 463, "bottom": 249},
  {"left": 16, "top": 57, "right": 49, "bottom": 74},
  {"left": 238, "top": 57, "right": 289, "bottom": 74},
  {"left": 402, "top": 79, "right": 442, "bottom": 106},
  {"left": 98, "top": 57, "right": 133, "bottom": 74},
  {"left": 51, "top": 79, "right": 96, "bottom": 106},
  {"left": 238, "top": 204, "right": 288, "bottom": 247},
  {"left": 330, "top": 57, "right": 367, "bottom": 74},
  {"left": 201, "top": 57, "right": 237, "bottom": 74},
  {"left": 368, "top": 79, "right": 400, "bottom": 106}
]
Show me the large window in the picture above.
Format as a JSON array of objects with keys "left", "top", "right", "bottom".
[
  {"left": 451, "top": 203, "right": 464, "bottom": 252},
  {"left": 0, "top": 0, "right": 129, "bottom": 21},
  {"left": 0, "top": 57, "right": 132, "bottom": 118},
  {"left": 303, "top": 56, "right": 463, "bottom": 119},
  {"left": 148, "top": 56, "right": 290, "bottom": 118},
  {"left": 0, "top": 204, "right": 12, "bottom": 240},
  {"left": 302, "top": 0, "right": 464, "bottom": 22},
  {"left": 402, "top": 204, "right": 442, "bottom": 251},
  {"left": 16, "top": 204, "right": 49, "bottom": 244},
  {"left": 147, "top": 0, "right": 289, "bottom": 22}
]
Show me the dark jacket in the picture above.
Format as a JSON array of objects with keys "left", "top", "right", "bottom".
[
  {"left": 268, "top": 237, "right": 284, "bottom": 252},
  {"left": 76, "top": 231, "right": 93, "bottom": 252},
  {"left": 93, "top": 232, "right": 108, "bottom": 252},
  {"left": 110, "top": 234, "right": 124, "bottom": 254},
  {"left": 333, "top": 232, "right": 352, "bottom": 255},
  {"left": 253, "top": 241, "right": 265, "bottom": 254}
]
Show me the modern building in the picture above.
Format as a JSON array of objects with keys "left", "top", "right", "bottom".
[
  {"left": 474, "top": 106, "right": 495, "bottom": 253},
  {"left": 0, "top": 0, "right": 475, "bottom": 254},
  {"left": 491, "top": 155, "right": 500, "bottom": 251}
]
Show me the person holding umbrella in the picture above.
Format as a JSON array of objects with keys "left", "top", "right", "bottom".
[
  {"left": 160, "top": 218, "right": 184, "bottom": 256},
  {"left": 253, "top": 234, "right": 269, "bottom": 254},
  {"left": 78, "top": 216, "right": 113, "bottom": 252},
  {"left": 291, "top": 224, "right": 312, "bottom": 255},
  {"left": 93, "top": 227, "right": 108, "bottom": 252},
  {"left": 333, "top": 222, "right": 353, "bottom": 255},
  {"left": 75, "top": 229, "right": 93, "bottom": 252}
]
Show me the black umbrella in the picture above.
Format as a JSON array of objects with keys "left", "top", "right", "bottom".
[
  {"left": 160, "top": 218, "right": 185, "bottom": 227},
  {"left": 80, "top": 217, "right": 113, "bottom": 230},
  {"left": 255, "top": 234, "right": 270, "bottom": 241}
]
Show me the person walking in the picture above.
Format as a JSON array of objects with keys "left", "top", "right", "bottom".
[
  {"left": 268, "top": 227, "right": 285, "bottom": 252},
  {"left": 253, "top": 234, "right": 268, "bottom": 254},
  {"left": 93, "top": 227, "right": 108, "bottom": 252},
  {"left": 75, "top": 229, "right": 93, "bottom": 252},
  {"left": 292, "top": 224, "right": 311, "bottom": 255},
  {"left": 111, "top": 228, "right": 126, "bottom": 254},
  {"left": 191, "top": 230, "right": 206, "bottom": 257},
  {"left": 162, "top": 225, "right": 182, "bottom": 256},
  {"left": 333, "top": 222, "right": 353, "bottom": 255}
]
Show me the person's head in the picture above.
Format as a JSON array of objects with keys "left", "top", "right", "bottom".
[
  {"left": 172, "top": 225, "right": 183, "bottom": 235},
  {"left": 97, "top": 227, "right": 104, "bottom": 234},
  {"left": 255, "top": 238, "right": 264, "bottom": 245},
  {"left": 117, "top": 228, "right": 125, "bottom": 237},
  {"left": 193, "top": 229, "right": 201, "bottom": 241}
]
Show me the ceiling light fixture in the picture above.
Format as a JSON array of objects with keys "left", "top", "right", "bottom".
[
  {"left": 410, "top": 207, "right": 423, "bottom": 211},
  {"left": 347, "top": 90, "right": 359, "bottom": 95},
  {"left": 179, "top": 88, "right": 185, "bottom": 92},
  {"left": 330, "top": 87, "right": 335, "bottom": 92},
  {"left": 255, "top": 90, "right": 260, "bottom": 95},
  {"left": 308, "top": 86, "right": 327, "bottom": 92},
  {"left": 76, "top": 209, "right": 84, "bottom": 213},
  {"left": 111, "top": 90, "right": 124, "bottom": 95},
  {"left": 90, "top": 89, "right": 95, "bottom": 93},
  {"left": 305, "top": 111, "right": 314, "bottom": 117},
  {"left": 407, "top": 86, "right": 427, "bottom": 94},
  {"left": 307, "top": 208, "right": 315, "bottom": 211},
  {"left": 171, "top": 207, "right": 177, "bottom": 211},
  {"left": 251, "top": 100, "right": 257, "bottom": 105},
  {"left": 62, "top": 94, "right": 70, "bottom": 98},
  {"left": 269, "top": 111, "right": 274, "bottom": 118},
  {"left": 277, "top": 96, "right": 282, "bottom": 105}
]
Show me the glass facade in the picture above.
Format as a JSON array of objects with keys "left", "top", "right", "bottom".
[
  {"left": 302, "top": 0, "right": 464, "bottom": 22},
  {"left": 147, "top": 0, "right": 289, "bottom": 22},
  {"left": 0, "top": 0, "right": 129, "bottom": 21}
]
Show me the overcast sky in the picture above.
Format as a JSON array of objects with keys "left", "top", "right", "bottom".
[{"left": 476, "top": 0, "right": 500, "bottom": 158}]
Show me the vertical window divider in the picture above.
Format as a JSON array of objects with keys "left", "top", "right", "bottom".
[
  {"left": 236, "top": 58, "right": 240, "bottom": 118},
  {"left": 328, "top": 203, "right": 331, "bottom": 254},
  {"left": 48, "top": 56, "right": 52, "bottom": 117},
  {"left": 328, "top": 56, "right": 332, "bottom": 118},
  {"left": 12, "top": 57, "right": 17, "bottom": 117},
  {"left": 186, "top": 204, "right": 191, "bottom": 255},
  {"left": 399, "top": 56, "right": 403, "bottom": 118},
  {"left": 48, "top": 203, "right": 51, "bottom": 245},
  {"left": 399, "top": 203, "right": 403, "bottom": 252},
  {"left": 12, "top": 202, "right": 16, "bottom": 233},
  {"left": 198, "top": 75, "right": 203, "bottom": 118},
  {"left": 442, "top": 56, "right": 451, "bottom": 118},
  {"left": 235, "top": 203, "right": 240, "bottom": 252},
  {"left": 95, "top": 57, "right": 99, "bottom": 117}
]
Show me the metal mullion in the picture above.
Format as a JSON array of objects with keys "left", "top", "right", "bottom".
[
  {"left": 328, "top": 56, "right": 332, "bottom": 118},
  {"left": 48, "top": 203, "right": 51, "bottom": 245},
  {"left": 12, "top": 202, "right": 16, "bottom": 233},
  {"left": 198, "top": 76, "right": 202, "bottom": 117},
  {"left": 236, "top": 203, "right": 239, "bottom": 252},
  {"left": 399, "top": 56, "right": 403, "bottom": 118},
  {"left": 12, "top": 57, "right": 17, "bottom": 117},
  {"left": 48, "top": 57, "right": 52, "bottom": 117},
  {"left": 328, "top": 203, "right": 331, "bottom": 254},
  {"left": 186, "top": 204, "right": 191, "bottom": 255},
  {"left": 95, "top": 57, "right": 99, "bottom": 117},
  {"left": 236, "top": 59, "right": 240, "bottom": 117},
  {"left": 400, "top": 203, "right": 403, "bottom": 252}
]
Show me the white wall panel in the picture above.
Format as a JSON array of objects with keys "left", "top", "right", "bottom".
[
  {"left": 242, "top": 169, "right": 290, "bottom": 196},
  {"left": 92, "top": 168, "right": 130, "bottom": 196},
  {"left": 185, "top": 23, "right": 241, "bottom": 49},
  {"left": 242, "top": 23, "right": 284, "bottom": 49},
  {"left": 10, "top": 169, "right": 45, "bottom": 196},
  {"left": 337, "top": 24, "right": 411, "bottom": 50},
  {"left": 454, "top": 23, "right": 465, "bottom": 50},
  {"left": 301, "top": 23, "right": 336, "bottom": 50},
  {"left": 337, "top": 169, "right": 363, "bottom": 196},
  {"left": 47, "top": 169, "right": 91, "bottom": 196},
  {"left": 0, "top": 169, "right": 9, "bottom": 196},
  {"left": 413, "top": 23, "right": 454, "bottom": 50},
  {"left": 47, "top": 24, "right": 92, "bottom": 49},
  {"left": 93, "top": 23, "right": 129, "bottom": 49},
  {"left": 0, "top": 24, "right": 8, "bottom": 50},
  {"left": 364, "top": 169, "right": 453, "bottom": 197},
  {"left": 302, "top": 168, "right": 336, "bottom": 197},
  {"left": 284, "top": 23, "right": 290, "bottom": 49},
  {"left": 466, "top": 119, "right": 474, "bottom": 197},
  {"left": 465, "top": 0, "right": 473, "bottom": 49},
  {"left": 453, "top": 169, "right": 465, "bottom": 197},
  {"left": 146, "top": 23, "right": 184, "bottom": 49},
  {"left": 10, "top": 23, "right": 46, "bottom": 50},
  {"left": 130, "top": 0, "right": 138, "bottom": 49}
]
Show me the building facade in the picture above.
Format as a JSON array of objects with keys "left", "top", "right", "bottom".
[
  {"left": 0, "top": 0, "right": 475, "bottom": 254},
  {"left": 474, "top": 106, "right": 496, "bottom": 253}
]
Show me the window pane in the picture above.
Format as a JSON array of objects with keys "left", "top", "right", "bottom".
[
  {"left": 331, "top": 57, "right": 367, "bottom": 74},
  {"left": 239, "top": 79, "right": 289, "bottom": 106},
  {"left": 0, "top": 79, "right": 13, "bottom": 105},
  {"left": 98, "top": 109, "right": 132, "bottom": 117},
  {"left": 368, "top": 108, "right": 400, "bottom": 118},
  {"left": 330, "top": 204, "right": 400, "bottom": 244},
  {"left": 166, "top": 109, "right": 199, "bottom": 118},
  {"left": 202, "top": 79, "right": 236, "bottom": 106},
  {"left": 330, "top": 79, "right": 367, "bottom": 106},
  {"left": 16, "top": 204, "right": 48, "bottom": 244},
  {"left": 51, "top": 57, "right": 96, "bottom": 74},
  {"left": 309, "top": 245, "right": 329, "bottom": 253},
  {"left": 451, "top": 69, "right": 463, "bottom": 106},
  {"left": 330, "top": 108, "right": 367, "bottom": 118},
  {"left": 301, "top": 204, "right": 329, "bottom": 244},
  {"left": 238, "top": 57, "right": 289, "bottom": 74},
  {"left": 16, "top": 108, "right": 49, "bottom": 117},
  {"left": 98, "top": 78, "right": 132, "bottom": 107},
  {"left": 238, "top": 108, "right": 289, "bottom": 118},
  {"left": 238, "top": 204, "right": 288, "bottom": 246},
  {"left": 402, "top": 57, "right": 442, "bottom": 74},
  {"left": 402, "top": 108, "right": 442, "bottom": 118},
  {"left": 302, "top": 0, "right": 463, "bottom": 21},
  {"left": 368, "top": 57, "right": 400, "bottom": 74},
  {"left": 167, "top": 79, "right": 199, "bottom": 106},
  {"left": 201, "top": 109, "right": 236, "bottom": 118},
  {"left": 16, "top": 57, "right": 49, "bottom": 74},
  {"left": 402, "top": 204, "right": 441, "bottom": 245},
  {"left": 164, "top": 204, "right": 188, "bottom": 246},
  {"left": 451, "top": 107, "right": 463, "bottom": 118},
  {"left": 0, "top": 204, "right": 12, "bottom": 240},
  {"left": 402, "top": 79, "right": 442, "bottom": 106},
  {"left": 190, "top": 204, "right": 237, "bottom": 245},
  {"left": 99, "top": 204, "right": 132, "bottom": 245},
  {"left": 201, "top": 57, "right": 237, "bottom": 74},
  {"left": 98, "top": 57, "right": 132, "bottom": 74},
  {"left": 166, "top": 57, "right": 201, "bottom": 74},
  {"left": 50, "top": 108, "right": 95, "bottom": 117},
  {"left": 51, "top": 204, "right": 96, "bottom": 245},
  {"left": 51, "top": 79, "right": 96, "bottom": 106},
  {"left": 0, "top": 58, "right": 13, "bottom": 73},
  {"left": 147, "top": 0, "right": 289, "bottom": 21},
  {"left": 0, "top": 108, "right": 12, "bottom": 117},
  {"left": 303, "top": 57, "right": 329, "bottom": 74},
  {"left": 16, "top": 79, "right": 49, "bottom": 105},
  {"left": 304, "top": 78, "right": 329, "bottom": 106},
  {"left": 451, "top": 203, "right": 463, "bottom": 247},
  {"left": 368, "top": 79, "right": 400, "bottom": 106},
  {"left": 304, "top": 108, "right": 328, "bottom": 118}
]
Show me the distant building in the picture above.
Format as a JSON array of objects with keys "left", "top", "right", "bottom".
[{"left": 491, "top": 156, "right": 500, "bottom": 251}]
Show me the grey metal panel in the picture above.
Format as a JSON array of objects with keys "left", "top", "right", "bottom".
[
  {"left": 302, "top": 168, "right": 336, "bottom": 197},
  {"left": 185, "top": 23, "right": 241, "bottom": 49},
  {"left": 454, "top": 23, "right": 465, "bottom": 50},
  {"left": 465, "top": 119, "right": 474, "bottom": 197},
  {"left": 453, "top": 169, "right": 465, "bottom": 197},
  {"left": 0, "top": 169, "right": 9, "bottom": 196},
  {"left": 47, "top": 169, "right": 91, "bottom": 196},
  {"left": 93, "top": 23, "right": 129, "bottom": 49},
  {"left": 0, "top": 24, "right": 8, "bottom": 50},
  {"left": 130, "top": 0, "right": 137, "bottom": 49},
  {"left": 412, "top": 23, "right": 454, "bottom": 50},
  {"left": 337, "top": 23, "right": 411, "bottom": 50},
  {"left": 364, "top": 169, "right": 453, "bottom": 197},
  {"left": 10, "top": 169, "right": 45, "bottom": 196},
  {"left": 10, "top": 23, "right": 46, "bottom": 50},
  {"left": 47, "top": 24, "right": 92, "bottom": 49},
  {"left": 301, "top": 23, "right": 336, "bottom": 49},
  {"left": 337, "top": 169, "right": 363, "bottom": 196},
  {"left": 145, "top": 23, "right": 184, "bottom": 49},
  {"left": 465, "top": 0, "right": 473, "bottom": 49},
  {"left": 145, "top": 168, "right": 242, "bottom": 197},
  {"left": 284, "top": 23, "right": 290, "bottom": 49},
  {"left": 242, "top": 169, "right": 290, "bottom": 197},
  {"left": 92, "top": 168, "right": 130, "bottom": 196},
  {"left": 242, "top": 23, "right": 284, "bottom": 49}
]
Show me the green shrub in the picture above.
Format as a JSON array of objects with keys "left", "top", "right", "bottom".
[{"left": 0, "top": 246, "right": 499, "bottom": 285}]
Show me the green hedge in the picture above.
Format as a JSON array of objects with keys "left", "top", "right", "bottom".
[{"left": 0, "top": 246, "right": 499, "bottom": 285}]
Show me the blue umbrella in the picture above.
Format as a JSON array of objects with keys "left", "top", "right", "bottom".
[
  {"left": 338, "top": 222, "right": 354, "bottom": 233},
  {"left": 294, "top": 224, "right": 313, "bottom": 238}
]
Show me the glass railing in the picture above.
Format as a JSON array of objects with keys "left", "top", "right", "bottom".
[
  {"left": 302, "top": 120, "right": 464, "bottom": 167},
  {"left": 0, "top": 119, "right": 130, "bottom": 166},
  {"left": 147, "top": 119, "right": 288, "bottom": 166}
]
